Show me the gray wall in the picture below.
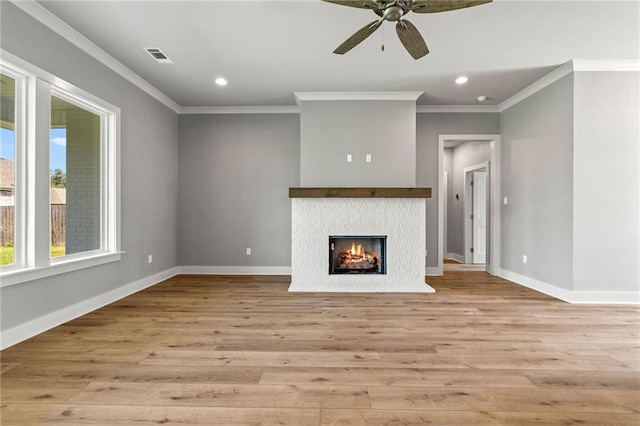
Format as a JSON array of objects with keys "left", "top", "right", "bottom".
[
  {"left": 500, "top": 75, "right": 574, "bottom": 290},
  {"left": 178, "top": 114, "right": 299, "bottom": 267},
  {"left": 573, "top": 71, "right": 639, "bottom": 292},
  {"left": 447, "top": 141, "right": 492, "bottom": 257},
  {"left": 300, "top": 100, "right": 416, "bottom": 187},
  {"left": 416, "top": 113, "right": 500, "bottom": 268},
  {"left": 0, "top": 3, "right": 179, "bottom": 332}
]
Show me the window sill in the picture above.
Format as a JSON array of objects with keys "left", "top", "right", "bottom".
[{"left": 0, "top": 252, "right": 123, "bottom": 288}]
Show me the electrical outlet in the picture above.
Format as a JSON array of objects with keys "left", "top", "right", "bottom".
[
  {"left": 346, "top": 154, "right": 352, "bottom": 163},
  {"left": 522, "top": 255, "right": 527, "bottom": 264},
  {"left": 246, "top": 248, "right": 251, "bottom": 256},
  {"left": 504, "top": 197, "right": 508, "bottom": 205},
  {"left": 366, "top": 154, "right": 372, "bottom": 163},
  {"left": 148, "top": 255, "right": 153, "bottom": 264}
]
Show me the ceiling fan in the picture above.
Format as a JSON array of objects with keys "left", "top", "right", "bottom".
[{"left": 323, "top": 0, "right": 492, "bottom": 59}]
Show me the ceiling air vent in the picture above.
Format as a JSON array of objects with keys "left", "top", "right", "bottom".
[{"left": 143, "top": 47, "right": 173, "bottom": 64}]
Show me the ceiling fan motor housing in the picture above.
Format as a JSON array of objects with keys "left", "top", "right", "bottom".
[{"left": 383, "top": 5, "right": 404, "bottom": 21}]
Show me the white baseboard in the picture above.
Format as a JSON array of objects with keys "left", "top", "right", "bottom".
[
  {"left": 0, "top": 267, "right": 179, "bottom": 350},
  {"left": 499, "top": 269, "right": 640, "bottom": 305},
  {"left": 426, "top": 267, "right": 441, "bottom": 276},
  {"left": 446, "top": 253, "right": 465, "bottom": 263},
  {"left": 178, "top": 266, "right": 292, "bottom": 275}
]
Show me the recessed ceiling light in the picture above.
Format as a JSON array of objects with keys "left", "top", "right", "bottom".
[
  {"left": 455, "top": 76, "right": 469, "bottom": 85},
  {"left": 215, "top": 77, "right": 228, "bottom": 86}
]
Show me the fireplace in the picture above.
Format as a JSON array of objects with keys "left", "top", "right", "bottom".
[
  {"left": 289, "top": 191, "right": 434, "bottom": 293},
  {"left": 329, "top": 236, "right": 386, "bottom": 275}
]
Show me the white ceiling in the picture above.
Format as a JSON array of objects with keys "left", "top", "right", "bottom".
[{"left": 35, "top": 0, "right": 639, "bottom": 108}]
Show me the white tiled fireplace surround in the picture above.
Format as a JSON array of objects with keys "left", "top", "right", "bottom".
[{"left": 289, "top": 191, "right": 435, "bottom": 293}]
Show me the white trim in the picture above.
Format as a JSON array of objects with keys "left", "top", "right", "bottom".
[
  {"left": 446, "top": 253, "right": 465, "bottom": 263},
  {"left": 179, "top": 266, "right": 292, "bottom": 275},
  {"left": 500, "top": 269, "right": 573, "bottom": 302},
  {"left": 179, "top": 106, "right": 300, "bottom": 114},
  {"left": 443, "top": 170, "right": 448, "bottom": 257},
  {"left": 572, "top": 59, "right": 640, "bottom": 72},
  {"left": 417, "top": 105, "right": 500, "bottom": 113},
  {"left": 0, "top": 267, "right": 179, "bottom": 350},
  {"left": 9, "top": 0, "right": 180, "bottom": 113},
  {"left": 0, "top": 53, "right": 122, "bottom": 286},
  {"left": 1, "top": 51, "right": 121, "bottom": 114},
  {"left": 496, "top": 59, "right": 640, "bottom": 112},
  {"left": 500, "top": 269, "right": 640, "bottom": 305},
  {"left": 463, "top": 162, "right": 489, "bottom": 264},
  {"left": 0, "top": 61, "right": 29, "bottom": 273},
  {"left": 5, "top": 2, "right": 636, "bottom": 117},
  {"left": 0, "top": 252, "right": 123, "bottom": 288},
  {"left": 438, "top": 135, "right": 501, "bottom": 277},
  {"left": 570, "top": 291, "right": 640, "bottom": 305},
  {"left": 179, "top": 104, "right": 499, "bottom": 115},
  {"left": 499, "top": 61, "right": 574, "bottom": 112},
  {"left": 294, "top": 92, "right": 423, "bottom": 104}
]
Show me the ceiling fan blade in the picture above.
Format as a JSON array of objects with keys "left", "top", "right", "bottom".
[
  {"left": 333, "top": 20, "right": 383, "bottom": 55},
  {"left": 321, "top": 0, "right": 382, "bottom": 10},
  {"left": 396, "top": 20, "right": 429, "bottom": 59},
  {"left": 412, "top": 0, "right": 492, "bottom": 13}
]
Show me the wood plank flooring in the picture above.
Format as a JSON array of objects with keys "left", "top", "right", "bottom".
[{"left": 1, "top": 272, "right": 639, "bottom": 425}]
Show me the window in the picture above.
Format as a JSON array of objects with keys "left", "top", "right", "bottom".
[
  {"left": 0, "top": 53, "right": 120, "bottom": 287},
  {"left": 50, "top": 93, "right": 102, "bottom": 259},
  {"left": 0, "top": 73, "right": 17, "bottom": 266}
]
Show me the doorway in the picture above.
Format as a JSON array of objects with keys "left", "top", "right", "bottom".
[
  {"left": 437, "top": 134, "right": 501, "bottom": 276},
  {"left": 464, "top": 163, "right": 489, "bottom": 265}
]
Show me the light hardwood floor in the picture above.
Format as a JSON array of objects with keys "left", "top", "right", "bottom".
[{"left": 1, "top": 272, "right": 639, "bottom": 425}]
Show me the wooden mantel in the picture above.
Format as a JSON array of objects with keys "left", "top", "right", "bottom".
[{"left": 289, "top": 187, "right": 431, "bottom": 199}]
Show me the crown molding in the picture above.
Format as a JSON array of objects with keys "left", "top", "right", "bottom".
[
  {"left": 294, "top": 91, "right": 424, "bottom": 105},
  {"left": 7, "top": 1, "right": 635, "bottom": 119},
  {"left": 572, "top": 59, "right": 640, "bottom": 72},
  {"left": 499, "top": 59, "right": 640, "bottom": 112},
  {"left": 10, "top": 0, "right": 181, "bottom": 113},
  {"left": 180, "top": 106, "right": 300, "bottom": 114},
  {"left": 179, "top": 104, "right": 500, "bottom": 115},
  {"left": 499, "top": 61, "right": 574, "bottom": 112},
  {"left": 417, "top": 105, "right": 500, "bottom": 113}
]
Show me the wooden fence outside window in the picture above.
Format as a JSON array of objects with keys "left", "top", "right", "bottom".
[{"left": 0, "top": 205, "right": 66, "bottom": 247}]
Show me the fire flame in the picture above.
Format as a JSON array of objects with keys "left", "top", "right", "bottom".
[
  {"left": 340, "top": 242, "right": 377, "bottom": 267},
  {"left": 349, "top": 243, "right": 365, "bottom": 257}
]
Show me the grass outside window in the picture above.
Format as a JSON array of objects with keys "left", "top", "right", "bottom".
[{"left": 0, "top": 246, "right": 65, "bottom": 266}]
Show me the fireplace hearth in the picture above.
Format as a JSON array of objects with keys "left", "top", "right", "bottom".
[{"left": 329, "top": 236, "right": 386, "bottom": 275}]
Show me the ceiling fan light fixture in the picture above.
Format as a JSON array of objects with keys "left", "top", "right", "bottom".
[
  {"left": 383, "top": 5, "right": 404, "bottom": 21},
  {"left": 455, "top": 76, "right": 469, "bottom": 85}
]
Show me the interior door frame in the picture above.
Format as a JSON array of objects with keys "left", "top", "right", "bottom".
[
  {"left": 437, "top": 134, "right": 501, "bottom": 276},
  {"left": 443, "top": 170, "right": 448, "bottom": 260},
  {"left": 463, "top": 162, "right": 489, "bottom": 264}
]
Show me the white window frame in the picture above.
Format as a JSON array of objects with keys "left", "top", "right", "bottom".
[
  {"left": 0, "top": 51, "right": 121, "bottom": 287},
  {"left": 0, "top": 62, "right": 28, "bottom": 273}
]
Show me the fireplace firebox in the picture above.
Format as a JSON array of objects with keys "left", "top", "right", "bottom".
[{"left": 329, "top": 236, "right": 387, "bottom": 275}]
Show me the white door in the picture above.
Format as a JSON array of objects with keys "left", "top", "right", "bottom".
[{"left": 471, "top": 170, "right": 487, "bottom": 264}]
